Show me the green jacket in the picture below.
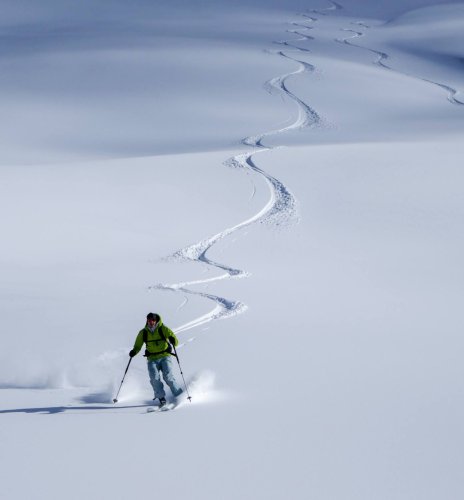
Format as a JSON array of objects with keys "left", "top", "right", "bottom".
[{"left": 132, "top": 317, "right": 179, "bottom": 360}]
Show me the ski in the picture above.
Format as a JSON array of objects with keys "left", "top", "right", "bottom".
[{"left": 146, "top": 403, "right": 175, "bottom": 413}]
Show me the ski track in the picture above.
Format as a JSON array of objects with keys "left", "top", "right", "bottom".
[
  {"left": 274, "top": 19, "right": 316, "bottom": 53},
  {"left": 151, "top": 0, "right": 462, "bottom": 340},
  {"left": 311, "top": 1, "right": 343, "bottom": 17},
  {"left": 176, "top": 296, "right": 189, "bottom": 312},
  {"left": 336, "top": 25, "right": 464, "bottom": 105},
  {"left": 149, "top": 11, "right": 326, "bottom": 336}
]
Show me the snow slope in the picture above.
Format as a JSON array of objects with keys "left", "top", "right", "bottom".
[{"left": 1, "top": 1, "right": 464, "bottom": 499}]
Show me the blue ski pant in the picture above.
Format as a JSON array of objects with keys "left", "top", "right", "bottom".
[{"left": 147, "top": 356, "right": 182, "bottom": 399}]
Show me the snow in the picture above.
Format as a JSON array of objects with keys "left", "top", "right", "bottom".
[{"left": 1, "top": 1, "right": 464, "bottom": 499}]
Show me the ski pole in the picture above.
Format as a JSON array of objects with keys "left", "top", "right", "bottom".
[
  {"left": 172, "top": 345, "right": 192, "bottom": 402},
  {"left": 113, "top": 357, "right": 133, "bottom": 403}
]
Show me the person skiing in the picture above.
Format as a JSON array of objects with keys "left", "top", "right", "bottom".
[{"left": 129, "top": 312, "right": 183, "bottom": 407}]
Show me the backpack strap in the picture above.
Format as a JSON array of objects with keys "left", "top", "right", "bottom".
[{"left": 158, "top": 325, "right": 168, "bottom": 342}]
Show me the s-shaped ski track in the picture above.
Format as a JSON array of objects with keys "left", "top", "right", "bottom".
[
  {"left": 335, "top": 25, "right": 464, "bottom": 105},
  {"left": 150, "top": 10, "right": 327, "bottom": 337}
]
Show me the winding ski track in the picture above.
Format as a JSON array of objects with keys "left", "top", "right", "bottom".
[
  {"left": 149, "top": 10, "right": 325, "bottom": 336},
  {"left": 151, "top": 0, "right": 463, "bottom": 338},
  {"left": 335, "top": 25, "right": 464, "bottom": 105}
]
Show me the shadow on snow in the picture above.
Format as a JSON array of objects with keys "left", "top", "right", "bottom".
[{"left": 0, "top": 404, "right": 149, "bottom": 415}]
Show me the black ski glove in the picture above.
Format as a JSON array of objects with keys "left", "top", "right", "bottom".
[
  {"left": 129, "top": 349, "right": 136, "bottom": 357},
  {"left": 168, "top": 337, "right": 177, "bottom": 348}
]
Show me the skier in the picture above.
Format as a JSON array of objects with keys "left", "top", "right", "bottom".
[{"left": 129, "top": 312, "right": 183, "bottom": 407}]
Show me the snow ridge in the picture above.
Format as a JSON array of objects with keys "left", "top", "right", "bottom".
[{"left": 150, "top": 12, "right": 324, "bottom": 334}]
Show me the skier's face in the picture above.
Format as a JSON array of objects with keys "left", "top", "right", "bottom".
[{"left": 147, "top": 318, "right": 157, "bottom": 328}]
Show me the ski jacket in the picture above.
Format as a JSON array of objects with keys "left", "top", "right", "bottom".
[{"left": 132, "top": 317, "right": 179, "bottom": 360}]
